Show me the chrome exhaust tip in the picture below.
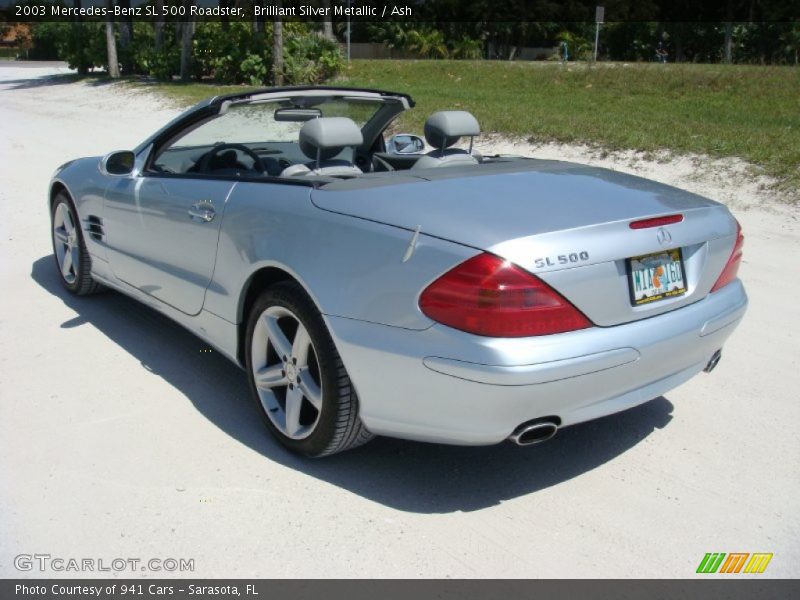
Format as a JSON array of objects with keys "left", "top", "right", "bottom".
[
  {"left": 704, "top": 349, "right": 722, "bottom": 373},
  {"left": 509, "top": 420, "right": 559, "bottom": 446}
]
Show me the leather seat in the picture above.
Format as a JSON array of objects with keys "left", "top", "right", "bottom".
[
  {"left": 280, "top": 117, "right": 364, "bottom": 177},
  {"left": 411, "top": 111, "right": 481, "bottom": 170}
]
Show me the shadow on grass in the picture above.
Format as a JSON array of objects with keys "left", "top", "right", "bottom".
[{"left": 32, "top": 255, "right": 674, "bottom": 513}]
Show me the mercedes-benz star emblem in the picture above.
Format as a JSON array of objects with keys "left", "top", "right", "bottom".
[{"left": 656, "top": 227, "right": 672, "bottom": 246}]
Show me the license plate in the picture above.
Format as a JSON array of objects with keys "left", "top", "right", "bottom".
[{"left": 627, "top": 248, "right": 687, "bottom": 306}]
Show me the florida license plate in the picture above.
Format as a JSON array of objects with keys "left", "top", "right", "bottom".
[{"left": 627, "top": 248, "right": 687, "bottom": 306}]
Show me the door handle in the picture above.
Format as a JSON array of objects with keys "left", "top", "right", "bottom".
[{"left": 188, "top": 201, "right": 215, "bottom": 223}]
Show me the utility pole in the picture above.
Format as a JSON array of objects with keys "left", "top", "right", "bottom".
[{"left": 593, "top": 6, "right": 604, "bottom": 63}]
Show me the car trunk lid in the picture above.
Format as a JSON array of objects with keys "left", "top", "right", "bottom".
[{"left": 312, "top": 160, "right": 738, "bottom": 326}]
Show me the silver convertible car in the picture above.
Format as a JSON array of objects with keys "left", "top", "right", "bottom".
[{"left": 49, "top": 86, "right": 747, "bottom": 456}]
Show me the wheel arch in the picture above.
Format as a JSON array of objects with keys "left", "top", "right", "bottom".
[
  {"left": 49, "top": 180, "right": 72, "bottom": 212},
  {"left": 236, "top": 265, "right": 320, "bottom": 367}
]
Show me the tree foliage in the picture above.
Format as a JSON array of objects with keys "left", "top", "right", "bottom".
[
  {"left": 358, "top": 20, "right": 800, "bottom": 64},
  {"left": 366, "top": 23, "right": 483, "bottom": 59},
  {"left": 27, "top": 12, "right": 345, "bottom": 84},
  {"left": 20, "top": 0, "right": 800, "bottom": 76}
]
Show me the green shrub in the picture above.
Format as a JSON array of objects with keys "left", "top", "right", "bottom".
[
  {"left": 449, "top": 36, "right": 484, "bottom": 59},
  {"left": 282, "top": 32, "right": 344, "bottom": 85},
  {"left": 192, "top": 22, "right": 268, "bottom": 83},
  {"left": 29, "top": 19, "right": 343, "bottom": 85},
  {"left": 556, "top": 31, "right": 594, "bottom": 61},
  {"left": 365, "top": 24, "right": 484, "bottom": 60},
  {"left": 405, "top": 28, "right": 449, "bottom": 58},
  {"left": 140, "top": 45, "right": 180, "bottom": 81},
  {"left": 31, "top": 21, "right": 107, "bottom": 71},
  {"left": 240, "top": 53, "right": 269, "bottom": 86}
]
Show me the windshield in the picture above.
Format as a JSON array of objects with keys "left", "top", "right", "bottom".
[
  {"left": 151, "top": 96, "right": 389, "bottom": 177},
  {"left": 174, "top": 98, "right": 385, "bottom": 147}
]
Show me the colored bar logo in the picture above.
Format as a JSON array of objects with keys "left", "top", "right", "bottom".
[{"left": 697, "top": 553, "right": 773, "bottom": 574}]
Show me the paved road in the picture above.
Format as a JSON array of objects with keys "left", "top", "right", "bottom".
[{"left": 0, "top": 65, "right": 798, "bottom": 578}]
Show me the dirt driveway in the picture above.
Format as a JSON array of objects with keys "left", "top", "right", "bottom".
[{"left": 1, "top": 64, "right": 798, "bottom": 578}]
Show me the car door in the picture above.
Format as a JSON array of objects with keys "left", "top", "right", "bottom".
[{"left": 104, "top": 173, "right": 234, "bottom": 316}]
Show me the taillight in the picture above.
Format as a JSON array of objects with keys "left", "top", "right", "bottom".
[
  {"left": 419, "top": 253, "right": 592, "bottom": 337},
  {"left": 710, "top": 220, "right": 744, "bottom": 292}
]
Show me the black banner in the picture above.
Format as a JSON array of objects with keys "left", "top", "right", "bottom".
[
  {"left": 2, "top": 0, "right": 799, "bottom": 24},
  {"left": 3, "top": 580, "right": 800, "bottom": 600}
]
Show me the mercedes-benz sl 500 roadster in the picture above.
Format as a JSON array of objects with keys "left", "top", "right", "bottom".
[{"left": 49, "top": 86, "right": 747, "bottom": 456}]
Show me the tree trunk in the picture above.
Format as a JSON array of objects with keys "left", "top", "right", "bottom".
[
  {"left": 724, "top": 22, "right": 733, "bottom": 63},
  {"left": 180, "top": 14, "right": 194, "bottom": 82},
  {"left": 273, "top": 16, "right": 283, "bottom": 85},
  {"left": 723, "top": 0, "right": 734, "bottom": 64},
  {"left": 675, "top": 33, "right": 684, "bottom": 63},
  {"left": 254, "top": 18, "right": 264, "bottom": 38},
  {"left": 73, "top": 0, "right": 88, "bottom": 75},
  {"left": 220, "top": 0, "right": 230, "bottom": 31},
  {"left": 154, "top": 0, "right": 164, "bottom": 51},
  {"left": 105, "top": 1, "right": 120, "bottom": 78},
  {"left": 322, "top": 1, "right": 334, "bottom": 41},
  {"left": 117, "top": 0, "right": 132, "bottom": 73}
]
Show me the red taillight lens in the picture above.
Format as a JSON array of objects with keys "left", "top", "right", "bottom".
[
  {"left": 419, "top": 253, "right": 592, "bottom": 337},
  {"left": 711, "top": 220, "right": 744, "bottom": 292}
]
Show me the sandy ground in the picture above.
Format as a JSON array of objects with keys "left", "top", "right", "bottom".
[{"left": 1, "top": 64, "right": 798, "bottom": 579}]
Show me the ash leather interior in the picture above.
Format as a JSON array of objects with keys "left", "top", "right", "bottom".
[
  {"left": 412, "top": 111, "right": 481, "bottom": 170},
  {"left": 281, "top": 117, "right": 364, "bottom": 177}
]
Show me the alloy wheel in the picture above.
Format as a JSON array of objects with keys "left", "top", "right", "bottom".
[
  {"left": 250, "top": 305, "right": 324, "bottom": 440},
  {"left": 52, "top": 202, "right": 78, "bottom": 284}
]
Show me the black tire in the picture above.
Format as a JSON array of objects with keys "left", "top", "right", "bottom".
[
  {"left": 245, "top": 282, "right": 374, "bottom": 457},
  {"left": 50, "top": 191, "right": 103, "bottom": 296}
]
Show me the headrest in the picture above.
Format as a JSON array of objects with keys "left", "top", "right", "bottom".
[
  {"left": 424, "top": 111, "right": 480, "bottom": 149},
  {"left": 299, "top": 117, "right": 364, "bottom": 161}
]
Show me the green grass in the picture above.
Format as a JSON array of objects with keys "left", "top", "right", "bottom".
[{"left": 134, "top": 60, "right": 800, "bottom": 198}]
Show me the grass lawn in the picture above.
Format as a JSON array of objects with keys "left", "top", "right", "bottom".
[{"left": 134, "top": 60, "right": 800, "bottom": 197}]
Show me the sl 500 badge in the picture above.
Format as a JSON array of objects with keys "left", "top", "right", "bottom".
[{"left": 534, "top": 251, "right": 590, "bottom": 269}]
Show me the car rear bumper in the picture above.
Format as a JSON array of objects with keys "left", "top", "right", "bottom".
[{"left": 325, "top": 280, "right": 747, "bottom": 446}]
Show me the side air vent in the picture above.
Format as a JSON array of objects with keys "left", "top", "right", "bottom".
[{"left": 86, "top": 215, "right": 105, "bottom": 242}]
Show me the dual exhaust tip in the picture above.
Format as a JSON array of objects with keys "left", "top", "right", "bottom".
[
  {"left": 510, "top": 350, "right": 723, "bottom": 447},
  {"left": 704, "top": 349, "right": 722, "bottom": 373},
  {"left": 509, "top": 418, "right": 560, "bottom": 446}
]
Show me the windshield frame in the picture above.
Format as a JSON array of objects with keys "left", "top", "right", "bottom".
[{"left": 141, "top": 88, "right": 411, "bottom": 181}]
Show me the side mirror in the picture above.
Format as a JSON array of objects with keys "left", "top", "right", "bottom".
[
  {"left": 100, "top": 150, "right": 135, "bottom": 176},
  {"left": 387, "top": 134, "right": 425, "bottom": 155}
]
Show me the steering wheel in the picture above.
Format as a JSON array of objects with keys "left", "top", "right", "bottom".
[{"left": 198, "top": 143, "right": 267, "bottom": 175}]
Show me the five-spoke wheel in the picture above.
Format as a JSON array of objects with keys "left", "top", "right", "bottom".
[
  {"left": 52, "top": 199, "right": 79, "bottom": 285},
  {"left": 50, "top": 191, "right": 102, "bottom": 295},
  {"left": 245, "top": 282, "right": 373, "bottom": 456},
  {"left": 251, "top": 305, "right": 324, "bottom": 440}
]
